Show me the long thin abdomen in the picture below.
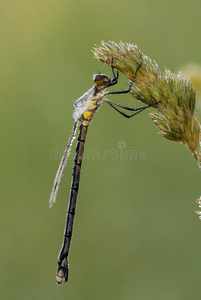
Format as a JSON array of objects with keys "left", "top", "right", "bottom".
[{"left": 56, "top": 124, "right": 88, "bottom": 284}]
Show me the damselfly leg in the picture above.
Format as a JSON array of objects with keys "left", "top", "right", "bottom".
[
  {"left": 106, "top": 100, "right": 154, "bottom": 118},
  {"left": 105, "top": 62, "right": 154, "bottom": 118}
]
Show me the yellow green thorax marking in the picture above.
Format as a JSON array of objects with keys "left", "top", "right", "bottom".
[{"left": 82, "top": 98, "right": 98, "bottom": 121}]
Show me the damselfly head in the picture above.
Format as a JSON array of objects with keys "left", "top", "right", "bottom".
[{"left": 93, "top": 74, "right": 110, "bottom": 85}]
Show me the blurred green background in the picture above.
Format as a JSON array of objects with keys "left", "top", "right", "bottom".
[{"left": 1, "top": 0, "right": 201, "bottom": 299}]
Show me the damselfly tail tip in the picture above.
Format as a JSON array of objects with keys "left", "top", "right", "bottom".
[
  {"left": 56, "top": 276, "right": 64, "bottom": 285},
  {"left": 56, "top": 265, "right": 68, "bottom": 285}
]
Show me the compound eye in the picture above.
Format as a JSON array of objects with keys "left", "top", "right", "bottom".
[
  {"left": 93, "top": 74, "right": 105, "bottom": 85},
  {"left": 93, "top": 74, "right": 109, "bottom": 85}
]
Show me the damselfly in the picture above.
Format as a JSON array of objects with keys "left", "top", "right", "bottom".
[{"left": 49, "top": 61, "right": 153, "bottom": 284}]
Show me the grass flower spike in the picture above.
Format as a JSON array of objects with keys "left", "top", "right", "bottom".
[
  {"left": 93, "top": 41, "right": 201, "bottom": 218},
  {"left": 93, "top": 41, "right": 201, "bottom": 167}
]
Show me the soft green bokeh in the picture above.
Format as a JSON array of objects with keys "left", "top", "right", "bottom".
[{"left": 1, "top": 1, "right": 201, "bottom": 299}]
